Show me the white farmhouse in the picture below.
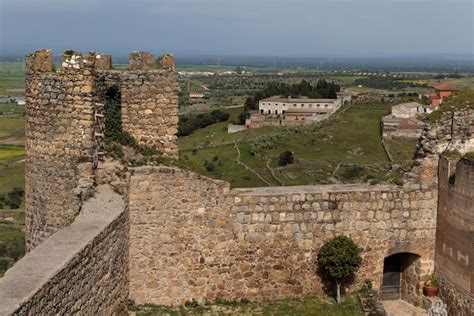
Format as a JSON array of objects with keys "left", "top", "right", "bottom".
[{"left": 258, "top": 96, "right": 342, "bottom": 121}]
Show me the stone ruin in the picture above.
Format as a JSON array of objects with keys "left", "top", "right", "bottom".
[{"left": 0, "top": 49, "right": 472, "bottom": 315}]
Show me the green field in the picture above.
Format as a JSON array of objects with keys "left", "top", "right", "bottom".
[
  {"left": 0, "top": 68, "right": 27, "bottom": 275},
  {"left": 0, "top": 62, "right": 25, "bottom": 99},
  {"left": 0, "top": 145, "right": 24, "bottom": 164},
  {"left": 133, "top": 295, "right": 362, "bottom": 315},
  {"left": 179, "top": 103, "right": 416, "bottom": 187},
  {"left": 0, "top": 100, "right": 26, "bottom": 206},
  {"left": 0, "top": 216, "right": 25, "bottom": 277}
]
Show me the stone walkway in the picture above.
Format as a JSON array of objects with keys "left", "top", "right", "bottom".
[{"left": 382, "top": 300, "right": 428, "bottom": 316}]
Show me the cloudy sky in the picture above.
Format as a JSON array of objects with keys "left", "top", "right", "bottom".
[{"left": 0, "top": 0, "right": 472, "bottom": 57}]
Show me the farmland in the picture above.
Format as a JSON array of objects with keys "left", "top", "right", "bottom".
[{"left": 178, "top": 102, "right": 417, "bottom": 188}]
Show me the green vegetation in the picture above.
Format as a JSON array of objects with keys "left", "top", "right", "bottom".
[
  {"left": 317, "top": 236, "right": 363, "bottom": 304},
  {"left": 442, "top": 149, "right": 462, "bottom": 160},
  {"left": 179, "top": 110, "right": 230, "bottom": 136},
  {"left": 104, "top": 85, "right": 136, "bottom": 147},
  {"left": 0, "top": 117, "right": 25, "bottom": 144},
  {"left": 0, "top": 145, "right": 24, "bottom": 163},
  {"left": 131, "top": 295, "right": 363, "bottom": 315},
  {"left": 463, "top": 152, "right": 474, "bottom": 161},
  {"left": 0, "top": 67, "right": 26, "bottom": 275},
  {"left": 0, "top": 62, "right": 25, "bottom": 99},
  {"left": 0, "top": 187, "right": 24, "bottom": 209},
  {"left": 354, "top": 77, "right": 423, "bottom": 90},
  {"left": 278, "top": 150, "right": 294, "bottom": 166},
  {"left": 0, "top": 103, "right": 25, "bottom": 117},
  {"left": 244, "top": 79, "right": 340, "bottom": 111},
  {"left": 0, "top": 215, "right": 25, "bottom": 276},
  {"left": 385, "top": 140, "right": 417, "bottom": 163},
  {"left": 426, "top": 90, "right": 473, "bottom": 124},
  {"left": 179, "top": 103, "right": 417, "bottom": 187}
]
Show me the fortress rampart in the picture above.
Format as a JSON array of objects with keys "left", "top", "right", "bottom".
[{"left": 0, "top": 49, "right": 471, "bottom": 314}]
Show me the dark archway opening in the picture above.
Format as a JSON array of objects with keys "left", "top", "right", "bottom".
[{"left": 381, "top": 252, "right": 421, "bottom": 302}]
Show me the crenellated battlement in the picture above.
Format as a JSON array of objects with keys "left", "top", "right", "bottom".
[{"left": 26, "top": 49, "right": 176, "bottom": 73}]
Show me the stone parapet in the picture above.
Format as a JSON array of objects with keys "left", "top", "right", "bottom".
[{"left": 0, "top": 186, "right": 129, "bottom": 315}]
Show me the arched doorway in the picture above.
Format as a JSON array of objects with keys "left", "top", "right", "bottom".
[{"left": 381, "top": 252, "right": 421, "bottom": 302}]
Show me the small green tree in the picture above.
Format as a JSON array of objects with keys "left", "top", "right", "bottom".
[
  {"left": 317, "top": 236, "right": 362, "bottom": 304},
  {"left": 237, "top": 112, "right": 247, "bottom": 125},
  {"left": 278, "top": 150, "right": 294, "bottom": 166}
]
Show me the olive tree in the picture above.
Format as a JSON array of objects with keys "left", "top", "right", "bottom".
[{"left": 317, "top": 235, "right": 362, "bottom": 303}]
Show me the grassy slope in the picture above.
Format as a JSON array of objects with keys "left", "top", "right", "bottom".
[{"left": 178, "top": 103, "right": 417, "bottom": 187}]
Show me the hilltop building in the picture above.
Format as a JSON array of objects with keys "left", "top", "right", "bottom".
[
  {"left": 382, "top": 102, "right": 431, "bottom": 140},
  {"left": 424, "top": 83, "right": 459, "bottom": 106},
  {"left": 243, "top": 95, "right": 344, "bottom": 129},
  {"left": 258, "top": 96, "right": 342, "bottom": 117}
]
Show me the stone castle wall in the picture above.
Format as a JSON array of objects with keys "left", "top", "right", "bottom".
[
  {"left": 25, "top": 50, "right": 103, "bottom": 250},
  {"left": 97, "top": 69, "right": 179, "bottom": 155},
  {"left": 128, "top": 166, "right": 437, "bottom": 306},
  {"left": 25, "top": 49, "right": 178, "bottom": 250},
  {"left": 413, "top": 108, "right": 473, "bottom": 183},
  {"left": 436, "top": 157, "right": 474, "bottom": 315},
  {"left": 0, "top": 186, "right": 129, "bottom": 315}
]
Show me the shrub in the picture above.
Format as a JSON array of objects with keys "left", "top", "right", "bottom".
[
  {"left": 237, "top": 112, "right": 247, "bottom": 125},
  {"left": 340, "top": 166, "right": 363, "bottom": 180},
  {"left": 0, "top": 187, "right": 25, "bottom": 209},
  {"left": 318, "top": 236, "right": 362, "bottom": 304},
  {"left": 204, "top": 160, "right": 216, "bottom": 172},
  {"left": 106, "top": 142, "right": 124, "bottom": 158},
  {"left": 278, "top": 151, "right": 294, "bottom": 166},
  {"left": 464, "top": 152, "right": 474, "bottom": 161},
  {"left": 178, "top": 110, "right": 230, "bottom": 136},
  {"left": 137, "top": 145, "right": 159, "bottom": 156}
]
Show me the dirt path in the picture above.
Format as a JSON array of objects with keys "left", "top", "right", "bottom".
[{"left": 233, "top": 141, "right": 273, "bottom": 186}]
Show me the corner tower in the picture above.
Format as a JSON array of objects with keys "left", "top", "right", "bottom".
[{"left": 25, "top": 49, "right": 179, "bottom": 250}]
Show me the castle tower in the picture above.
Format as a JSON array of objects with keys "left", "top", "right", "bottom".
[
  {"left": 25, "top": 50, "right": 103, "bottom": 250},
  {"left": 119, "top": 51, "right": 179, "bottom": 155},
  {"left": 24, "top": 49, "right": 179, "bottom": 250}
]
